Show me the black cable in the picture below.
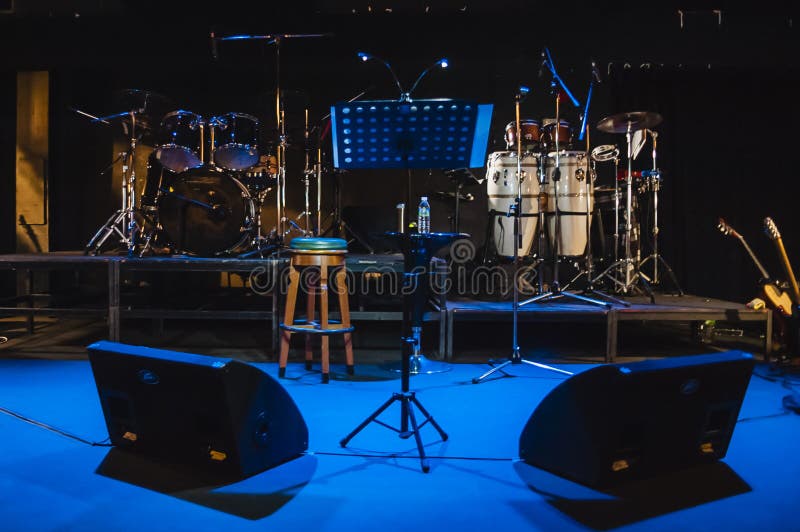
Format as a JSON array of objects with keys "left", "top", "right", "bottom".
[{"left": 0, "top": 406, "right": 112, "bottom": 447}]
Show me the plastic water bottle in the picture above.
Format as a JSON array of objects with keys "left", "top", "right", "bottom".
[{"left": 418, "top": 196, "right": 431, "bottom": 234}]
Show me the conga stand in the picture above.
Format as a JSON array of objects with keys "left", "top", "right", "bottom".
[
  {"left": 472, "top": 88, "right": 576, "bottom": 385},
  {"left": 340, "top": 233, "right": 456, "bottom": 473}
]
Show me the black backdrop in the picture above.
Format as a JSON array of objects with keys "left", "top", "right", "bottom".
[{"left": 1, "top": 2, "right": 799, "bottom": 302}]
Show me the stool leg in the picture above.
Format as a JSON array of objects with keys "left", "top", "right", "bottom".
[
  {"left": 336, "top": 267, "right": 355, "bottom": 375},
  {"left": 320, "top": 263, "right": 330, "bottom": 383},
  {"left": 279, "top": 265, "right": 300, "bottom": 378},
  {"left": 305, "top": 282, "right": 316, "bottom": 370}
]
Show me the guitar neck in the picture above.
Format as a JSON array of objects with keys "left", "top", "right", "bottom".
[
  {"left": 775, "top": 236, "right": 800, "bottom": 304},
  {"left": 736, "top": 235, "right": 771, "bottom": 280}
]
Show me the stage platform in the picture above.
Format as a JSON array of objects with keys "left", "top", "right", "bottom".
[
  {"left": 445, "top": 294, "right": 773, "bottom": 362},
  {"left": 0, "top": 252, "right": 773, "bottom": 364}
]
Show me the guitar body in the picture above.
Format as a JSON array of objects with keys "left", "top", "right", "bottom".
[{"left": 761, "top": 282, "right": 793, "bottom": 317}]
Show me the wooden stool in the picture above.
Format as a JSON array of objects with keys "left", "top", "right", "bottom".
[{"left": 278, "top": 237, "right": 355, "bottom": 383}]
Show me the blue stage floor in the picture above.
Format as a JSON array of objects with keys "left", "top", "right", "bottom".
[{"left": 0, "top": 356, "right": 798, "bottom": 531}]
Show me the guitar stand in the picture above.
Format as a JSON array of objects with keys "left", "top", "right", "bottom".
[{"left": 340, "top": 271, "right": 448, "bottom": 473}]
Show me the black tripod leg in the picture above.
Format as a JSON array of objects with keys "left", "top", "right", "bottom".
[
  {"left": 339, "top": 394, "right": 398, "bottom": 447},
  {"left": 405, "top": 399, "right": 430, "bottom": 473},
  {"left": 410, "top": 394, "right": 448, "bottom": 441}
]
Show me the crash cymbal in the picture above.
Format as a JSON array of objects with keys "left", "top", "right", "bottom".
[
  {"left": 112, "top": 88, "right": 174, "bottom": 118},
  {"left": 596, "top": 111, "right": 662, "bottom": 134}
]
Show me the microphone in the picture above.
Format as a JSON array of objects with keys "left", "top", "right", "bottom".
[
  {"left": 210, "top": 31, "right": 218, "bottom": 60},
  {"left": 538, "top": 50, "right": 547, "bottom": 78},
  {"left": 591, "top": 61, "right": 602, "bottom": 83}
]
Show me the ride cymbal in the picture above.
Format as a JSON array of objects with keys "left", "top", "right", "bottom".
[{"left": 596, "top": 111, "right": 662, "bottom": 134}]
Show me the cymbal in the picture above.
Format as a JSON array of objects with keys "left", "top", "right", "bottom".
[
  {"left": 112, "top": 88, "right": 174, "bottom": 118},
  {"left": 596, "top": 111, "right": 662, "bottom": 134}
]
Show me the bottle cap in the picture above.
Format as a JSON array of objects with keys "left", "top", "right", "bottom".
[{"left": 421, "top": 196, "right": 428, "bottom": 201}]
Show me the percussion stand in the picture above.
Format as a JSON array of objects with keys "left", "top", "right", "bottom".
[
  {"left": 590, "top": 121, "right": 655, "bottom": 302},
  {"left": 563, "top": 101, "right": 629, "bottom": 307},
  {"left": 84, "top": 111, "right": 143, "bottom": 256},
  {"left": 472, "top": 87, "right": 575, "bottom": 385},
  {"left": 637, "top": 130, "right": 683, "bottom": 294},
  {"left": 519, "top": 61, "right": 610, "bottom": 310}
]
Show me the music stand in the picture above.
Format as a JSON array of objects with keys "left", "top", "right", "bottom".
[
  {"left": 334, "top": 99, "right": 492, "bottom": 472},
  {"left": 330, "top": 98, "right": 492, "bottom": 375}
]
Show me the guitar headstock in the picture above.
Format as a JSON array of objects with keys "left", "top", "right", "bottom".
[
  {"left": 764, "top": 217, "right": 781, "bottom": 241},
  {"left": 717, "top": 218, "right": 740, "bottom": 239}
]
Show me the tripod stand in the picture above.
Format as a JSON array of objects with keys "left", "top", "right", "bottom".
[
  {"left": 340, "top": 235, "right": 453, "bottom": 473},
  {"left": 472, "top": 87, "right": 576, "bottom": 385},
  {"left": 636, "top": 130, "right": 683, "bottom": 295},
  {"left": 591, "top": 112, "right": 662, "bottom": 302}
]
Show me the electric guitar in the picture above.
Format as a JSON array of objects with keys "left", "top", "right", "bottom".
[
  {"left": 764, "top": 217, "right": 800, "bottom": 305},
  {"left": 717, "top": 218, "right": 793, "bottom": 316}
]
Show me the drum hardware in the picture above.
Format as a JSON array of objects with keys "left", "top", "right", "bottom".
[
  {"left": 636, "top": 130, "right": 683, "bottom": 294},
  {"left": 591, "top": 111, "right": 662, "bottom": 301},
  {"left": 559, "top": 73, "right": 628, "bottom": 306},
  {"left": 472, "top": 85, "right": 574, "bottom": 385},
  {"left": 316, "top": 86, "right": 375, "bottom": 250},
  {"left": 84, "top": 104, "right": 154, "bottom": 256},
  {"left": 441, "top": 167, "right": 481, "bottom": 233},
  {"left": 519, "top": 48, "right": 611, "bottom": 310},
  {"left": 212, "top": 31, "right": 334, "bottom": 246}
]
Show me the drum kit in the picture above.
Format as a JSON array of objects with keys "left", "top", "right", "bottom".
[
  {"left": 83, "top": 95, "right": 282, "bottom": 257},
  {"left": 84, "top": 32, "right": 335, "bottom": 258},
  {"left": 484, "top": 108, "right": 680, "bottom": 297}
]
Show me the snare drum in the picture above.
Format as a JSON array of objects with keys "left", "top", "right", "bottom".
[
  {"left": 156, "top": 110, "right": 204, "bottom": 173},
  {"left": 544, "top": 151, "right": 592, "bottom": 257},
  {"left": 210, "top": 112, "right": 260, "bottom": 171},
  {"left": 486, "top": 151, "right": 541, "bottom": 259},
  {"left": 504, "top": 119, "right": 541, "bottom": 150}
]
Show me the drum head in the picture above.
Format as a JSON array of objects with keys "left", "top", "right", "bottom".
[{"left": 157, "top": 166, "right": 253, "bottom": 256}]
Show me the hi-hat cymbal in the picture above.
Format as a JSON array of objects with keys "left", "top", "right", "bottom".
[{"left": 596, "top": 111, "right": 662, "bottom": 134}]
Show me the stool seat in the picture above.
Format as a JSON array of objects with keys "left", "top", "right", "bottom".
[{"left": 290, "top": 237, "right": 348, "bottom": 251}]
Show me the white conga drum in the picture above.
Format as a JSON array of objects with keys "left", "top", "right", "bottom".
[
  {"left": 486, "top": 151, "right": 541, "bottom": 259},
  {"left": 543, "top": 151, "right": 592, "bottom": 257}
]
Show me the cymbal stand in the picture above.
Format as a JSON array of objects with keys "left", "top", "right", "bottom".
[
  {"left": 472, "top": 87, "right": 575, "bottom": 385},
  {"left": 637, "top": 130, "right": 683, "bottom": 294},
  {"left": 520, "top": 65, "right": 610, "bottom": 309},
  {"left": 84, "top": 111, "right": 142, "bottom": 256},
  {"left": 561, "top": 76, "right": 628, "bottom": 306},
  {"left": 591, "top": 122, "right": 655, "bottom": 302}
]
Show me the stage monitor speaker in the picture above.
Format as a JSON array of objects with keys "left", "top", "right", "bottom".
[
  {"left": 519, "top": 350, "right": 755, "bottom": 489},
  {"left": 87, "top": 341, "right": 309, "bottom": 480}
]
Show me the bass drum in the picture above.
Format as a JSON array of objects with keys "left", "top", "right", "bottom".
[
  {"left": 157, "top": 165, "right": 254, "bottom": 256},
  {"left": 486, "top": 151, "right": 541, "bottom": 259}
]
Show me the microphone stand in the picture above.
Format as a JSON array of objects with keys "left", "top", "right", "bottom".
[
  {"left": 520, "top": 51, "right": 610, "bottom": 309},
  {"left": 472, "top": 87, "right": 573, "bottom": 384}
]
